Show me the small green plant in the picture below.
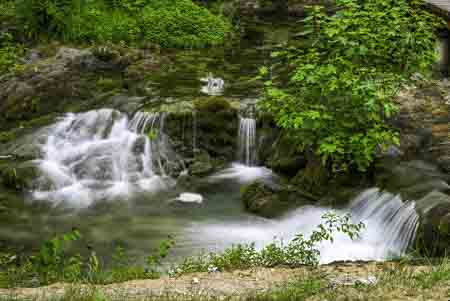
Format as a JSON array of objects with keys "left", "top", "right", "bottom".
[
  {"left": 147, "top": 236, "right": 175, "bottom": 276},
  {"left": 30, "top": 229, "right": 83, "bottom": 284},
  {"left": 147, "top": 129, "right": 158, "bottom": 141}
]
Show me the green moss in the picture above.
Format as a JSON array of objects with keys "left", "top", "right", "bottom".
[
  {"left": 194, "top": 97, "right": 232, "bottom": 112},
  {"left": 96, "top": 77, "right": 122, "bottom": 93}
]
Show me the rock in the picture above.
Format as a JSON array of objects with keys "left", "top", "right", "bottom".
[
  {"left": 192, "top": 277, "right": 200, "bottom": 285},
  {"left": 240, "top": 181, "right": 302, "bottom": 218},
  {"left": 0, "top": 160, "right": 40, "bottom": 191},
  {"left": 394, "top": 80, "right": 450, "bottom": 172},
  {"left": 109, "top": 95, "right": 147, "bottom": 115},
  {"left": 329, "top": 275, "right": 377, "bottom": 288},
  {"left": 175, "top": 193, "right": 203, "bottom": 204},
  {"left": 415, "top": 191, "right": 450, "bottom": 256},
  {"left": 189, "top": 151, "right": 214, "bottom": 176},
  {"left": 264, "top": 133, "right": 306, "bottom": 176},
  {"left": 375, "top": 160, "right": 449, "bottom": 200}
]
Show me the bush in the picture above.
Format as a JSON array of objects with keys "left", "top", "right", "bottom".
[
  {"left": 140, "top": 0, "right": 230, "bottom": 48},
  {"left": 261, "top": 0, "right": 443, "bottom": 172},
  {"left": 13, "top": 0, "right": 230, "bottom": 48},
  {"left": 0, "top": 33, "right": 24, "bottom": 74}
]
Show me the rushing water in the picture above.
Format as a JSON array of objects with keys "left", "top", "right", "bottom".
[
  {"left": 189, "top": 188, "right": 419, "bottom": 263},
  {"left": 238, "top": 117, "right": 257, "bottom": 166},
  {"left": 13, "top": 109, "right": 420, "bottom": 264},
  {"left": 0, "top": 20, "right": 422, "bottom": 263},
  {"left": 1, "top": 108, "right": 415, "bottom": 264},
  {"left": 31, "top": 109, "right": 178, "bottom": 207}
]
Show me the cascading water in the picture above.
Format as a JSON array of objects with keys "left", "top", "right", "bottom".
[
  {"left": 209, "top": 115, "right": 273, "bottom": 183},
  {"left": 188, "top": 188, "right": 419, "bottom": 263},
  {"left": 32, "top": 109, "right": 178, "bottom": 207},
  {"left": 238, "top": 117, "right": 257, "bottom": 166}
]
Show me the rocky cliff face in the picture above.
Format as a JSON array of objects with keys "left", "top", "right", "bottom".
[{"left": 394, "top": 79, "right": 450, "bottom": 173}]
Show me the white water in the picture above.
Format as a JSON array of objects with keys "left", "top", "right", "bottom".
[
  {"left": 188, "top": 188, "right": 419, "bottom": 263},
  {"left": 238, "top": 117, "right": 257, "bottom": 166},
  {"left": 32, "top": 109, "right": 176, "bottom": 207},
  {"left": 200, "top": 73, "right": 224, "bottom": 96},
  {"left": 208, "top": 163, "right": 274, "bottom": 184}
]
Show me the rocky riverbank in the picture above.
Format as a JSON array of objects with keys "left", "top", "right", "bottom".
[{"left": 1, "top": 261, "right": 449, "bottom": 300}]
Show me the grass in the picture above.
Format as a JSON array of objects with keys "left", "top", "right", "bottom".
[{"left": 1, "top": 260, "right": 450, "bottom": 300}]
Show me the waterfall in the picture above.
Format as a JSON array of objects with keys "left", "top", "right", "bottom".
[
  {"left": 200, "top": 73, "right": 224, "bottom": 96},
  {"left": 238, "top": 117, "right": 257, "bottom": 166},
  {"left": 192, "top": 111, "right": 197, "bottom": 153},
  {"left": 190, "top": 188, "right": 419, "bottom": 263},
  {"left": 32, "top": 109, "right": 178, "bottom": 207}
]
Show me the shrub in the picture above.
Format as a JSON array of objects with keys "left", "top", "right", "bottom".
[
  {"left": 13, "top": 0, "right": 230, "bottom": 47},
  {"left": 261, "top": 0, "right": 443, "bottom": 172},
  {"left": 140, "top": 0, "right": 230, "bottom": 48},
  {"left": 0, "top": 33, "right": 24, "bottom": 74}
]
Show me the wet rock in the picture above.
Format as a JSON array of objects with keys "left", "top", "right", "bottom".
[
  {"left": 109, "top": 95, "right": 146, "bottom": 114},
  {"left": 193, "top": 97, "right": 238, "bottom": 160},
  {"left": 375, "top": 160, "right": 449, "bottom": 200},
  {"left": 175, "top": 193, "right": 203, "bottom": 204},
  {"left": 415, "top": 191, "right": 450, "bottom": 256},
  {"left": 189, "top": 151, "right": 214, "bottom": 176},
  {"left": 241, "top": 182, "right": 282, "bottom": 217},
  {"left": 240, "top": 181, "right": 308, "bottom": 218},
  {"left": 264, "top": 133, "right": 306, "bottom": 176}
]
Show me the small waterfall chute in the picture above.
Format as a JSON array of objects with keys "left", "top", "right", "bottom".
[
  {"left": 238, "top": 117, "right": 257, "bottom": 166},
  {"left": 200, "top": 73, "right": 224, "bottom": 96},
  {"left": 32, "top": 109, "right": 180, "bottom": 207}
]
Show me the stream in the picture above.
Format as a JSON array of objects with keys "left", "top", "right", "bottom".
[{"left": 0, "top": 20, "right": 421, "bottom": 266}]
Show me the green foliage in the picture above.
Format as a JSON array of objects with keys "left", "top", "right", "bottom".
[
  {"left": 0, "top": 231, "right": 175, "bottom": 287},
  {"left": 29, "top": 229, "right": 83, "bottom": 283},
  {"left": 0, "top": 33, "right": 24, "bottom": 74},
  {"left": 15, "top": 0, "right": 77, "bottom": 38},
  {"left": 173, "top": 213, "right": 364, "bottom": 274},
  {"left": 261, "top": 0, "right": 443, "bottom": 172},
  {"left": 13, "top": 0, "right": 230, "bottom": 47},
  {"left": 140, "top": 0, "right": 230, "bottom": 48}
]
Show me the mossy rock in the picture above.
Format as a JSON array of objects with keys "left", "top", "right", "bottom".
[
  {"left": 375, "top": 160, "right": 449, "bottom": 200},
  {"left": 240, "top": 181, "right": 308, "bottom": 218},
  {"left": 194, "top": 97, "right": 232, "bottom": 112},
  {"left": 0, "top": 161, "right": 40, "bottom": 191},
  {"left": 415, "top": 191, "right": 450, "bottom": 256},
  {"left": 265, "top": 133, "right": 306, "bottom": 176},
  {"left": 190, "top": 151, "right": 214, "bottom": 176}
]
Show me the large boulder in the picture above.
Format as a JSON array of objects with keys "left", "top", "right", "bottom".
[
  {"left": 415, "top": 191, "right": 450, "bottom": 256},
  {"left": 241, "top": 181, "right": 283, "bottom": 218},
  {"left": 375, "top": 160, "right": 450, "bottom": 201},
  {"left": 0, "top": 46, "right": 144, "bottom": 132},
  {"left": 241, "top": 181, "right": 313, "bottom": 218}
]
